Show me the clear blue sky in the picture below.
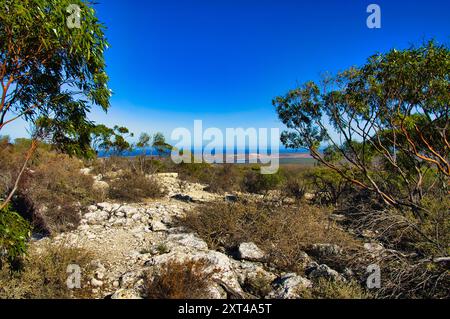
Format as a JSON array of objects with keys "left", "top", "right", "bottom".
[{"left": 4, "top": 0, "right": 450, "bottom": 143}]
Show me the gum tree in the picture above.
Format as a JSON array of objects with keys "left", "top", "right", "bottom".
[
  {"left": 0, "top": 0, "right": 111, "bottom": 209},
  {"left": 274, "top": 42, "right": 449, "bottom": 253},
  {"left": 274, "top": 42, "right": 449, "bottom": 212}
]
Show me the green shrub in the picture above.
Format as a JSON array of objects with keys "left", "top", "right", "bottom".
[
  {"left": 0, "top": 243, "right": 95, "bottom": 299},
  {"left": 241, "top": 168, "right": 283, "bottom": 194},
  {"left": 0, "top": 205, "right": 32, "bottom": 265}
]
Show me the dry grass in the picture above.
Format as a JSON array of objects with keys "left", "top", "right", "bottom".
[
  {"left": 180, "top": 201, "right": 358, "bottom": 272},
  {"left": 144, "top": 259, "right": 215, "bottom": 299},
  {"left": 108, "top": 172, "right": 166, "bottom": 202},
  {"left": 19, "top": 152, "right": 101, "bottom": 234},
  {"left": 0, "top": 243, "right": 95, "bottom": 299},
  {"left": 297, "top": 279, "right": 372, "bottom": 299}
]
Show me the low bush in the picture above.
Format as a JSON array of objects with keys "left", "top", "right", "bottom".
[
  {"left": 281, "top": 177, "right": 307, "bottom": 201},
  {"left": 0, "top": 205, "right": 32, "bottom": 266},
  {"left": 180, "top": 201, "right": 357, "bottom": 272},
  {"left": 298, "top": 279, "right": 371, "bottom": 299},
  {"left": 19, "top": 152, "right": 101, "bottom": 234},
  {"left": 241, "top": 168, "right": 283, "bottom": 194},
  {"left": 144, "top": 259, "right": 215, "bottom": 299},
  {"left": 0, "top": 243, "right": 94, "bottom": 299},
  {"left": 108, "top": 172, "right": 166, "bottom": 201}
]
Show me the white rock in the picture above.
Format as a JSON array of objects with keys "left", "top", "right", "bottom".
[
  {"left": 91, "top": 278, "right": 103, "bottom": 287},
  {"left": 237, "top": 242, "right": 266, "bottom": 261},
  {"left": 79, "top": 168, "right": 92, "bottom": 175},
  {"left": 232, "top": 260, "right": 276, "bottom": 288},
  {"left": 150, "top": 220, "right": 168, "bottom": 232},
  {"left": 364, "top": 242, "right": 384, "bottom": 254},
  {"left": 306, "top": 263, "right": 345, "bottom": 282},
  {"left": 131, "top": 213, "right": 142, "bottom": 222},
  {"left": 93, "top": 180, "right": 109, "bottom": 192},
  {"left": 266, "top": 273, "right": 312, "bottom": 299},
  {"left": 78, "top": 224, "right": 90, "bottom": 231},
  {"left": 97, "top": 202, "right": 114, "bottom": 211},
  {"left": 166, "top": 233, "right": 208, "bottom": 250},
  {"left": 84, "top": 211, "right": 109, "bottom": 225},
  {"left": 111, "top": 289, "right": 142, "bottom": 299}
]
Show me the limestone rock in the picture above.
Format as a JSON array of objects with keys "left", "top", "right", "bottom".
[
  {"left": 266, "top": 273, "right": 312, "bottom": 299},
  {"left": 237, "top": 242, "right": 266, "bottom": 261},
  {"left": 111, "top": 289, "right": 142, "bottom": 299},
  {"left": 306, "top": 263, "right": 345, "bottom": 282},
  {"left": 150, "top": 219, "right": 168, "bottom": 232}
]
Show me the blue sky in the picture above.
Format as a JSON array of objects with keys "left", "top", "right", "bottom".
[{"left": 4, "top": 0, "right": 450, "bottom": 144}]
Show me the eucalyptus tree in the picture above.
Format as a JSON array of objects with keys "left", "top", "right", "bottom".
[
  {"left": 0, "top": 0, "right": 111, "bottom": 209},
  {"left": 274, "top": 41, "right": 449, "bottom": 215}
]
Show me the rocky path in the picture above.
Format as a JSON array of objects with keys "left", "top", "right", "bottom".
[{"left": 32, "top": 174, "right": 351, "bottom": 299}]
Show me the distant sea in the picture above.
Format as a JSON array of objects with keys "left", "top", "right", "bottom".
[{"left": 98, "top": 148, "right": 317, "bottom": 165}]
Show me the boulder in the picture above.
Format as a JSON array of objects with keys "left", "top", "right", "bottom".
[
  {"left": 237, "top": 242, "right": 266, "bottom": 261},
  {"left": 150, "top": 219, "right": 168, "bottom": 232},
  {"left": 306, "top": 263, "right": 345, "bottom": 282},
  {"left": 166, "top": 233, "right": 208, "bottom": 250},
  {"left": 266, "top": 273, "right": 312, "bottom": 299},
  {"left": 310, "top": 243, "right": 343, "bottom": 257},
  {"left": 364, "top": 242, "right": 384, "bottom": 255},
  {"left": 232, "top": 260, "right": 276, "bottom": 294},
  {"left": 84, "top": 211, "right": 109, "bottom": 225},
  {"left": 91, "top": 278, "right": 103, "bottom": 287}
]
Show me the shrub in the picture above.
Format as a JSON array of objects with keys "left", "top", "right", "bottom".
[
  {"left": 297, "top": 279, "right": 371, "bottom": 299},
  {"left": 204, "top": 164, "right": 242, "bottom": 194},
  {"left": 144, "top": 259, "right": 214, "bottom": 299},
  {"left": 0, "top": 205, "right": 32, "bottom": 266},
  {"left": 0, "top": 243, "right": 94, "bottom": 299},
  {"left": 180, "top": 201, "right": 357, "bottom": 272},
  {"left": 18, "top": 152, "right": 100, "bottom": 234},
  {"left": 241, "top": 168, "right": 283, "bottom": 194},
  {"left": 282, "top": 177, "right": 307, "bottom": 201},
  {"left": 304, "top": 167, "right": 355, "bottom": 206},
  {"left": 108, "top": 172, "right": 166, "bottom": 201}
]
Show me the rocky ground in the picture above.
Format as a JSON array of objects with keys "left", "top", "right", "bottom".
[{"left": 31, "top": 173, "right": 366, "bottom": 299}]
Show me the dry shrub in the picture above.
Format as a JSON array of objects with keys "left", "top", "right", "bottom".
[
  {"left": 91, "top": 156, "right": 132, "bottom": 176},
  {"left": 18, "top": 152, "right": 100, "bottom": 234},
  {"left": 297, "top": 279, "right": 371, "bottom": 299},
  {"left": 108, "top": 172, "right": 166, "bottom": 201},
  {"left": 144, "top": 259, "right": 214, "bottom": 299},
  {"left": 180, "top": 201, "right": 357, "bottom": 272},
  {"left": 0, "top": 243, "right": 95, "bottom": 299},
  {"left": 281, "top": 177, "right": 307, "bottom": 201},
  {"left": 204, "top": 164, "right": 242, "bottom": 194}
]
